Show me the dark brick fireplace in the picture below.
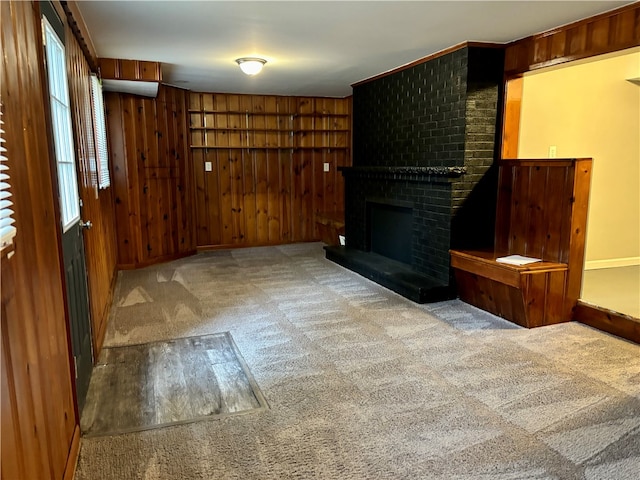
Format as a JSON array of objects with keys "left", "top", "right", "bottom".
[{"left": 325, "top": 44, "right": 505, "bottom": 303}]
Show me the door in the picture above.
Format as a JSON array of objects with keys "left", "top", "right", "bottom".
[{"left": 42, "top": 3, "right": 93, "bottom": 412}]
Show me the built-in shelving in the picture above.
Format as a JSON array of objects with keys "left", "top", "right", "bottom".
[
  {"left": 189, "top": 98, "right": 351, "bottom": 152},
  {"left": 188, "top": 92, "right": 352, "bottom": 249}
]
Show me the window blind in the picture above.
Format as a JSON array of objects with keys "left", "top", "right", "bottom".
[
  {"left": 90, "top": 74, "right": 110, "bottom": 189},
  {"left": 0, "top": 106, "right": 17, "bottom": 249}
]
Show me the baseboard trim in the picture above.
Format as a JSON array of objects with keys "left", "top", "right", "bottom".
[
  {"left": 574, "top": 301, "right": 640, "bottom": 344},
  {"left": 584, "top": 257, "right": 640, "bottom": 270}
]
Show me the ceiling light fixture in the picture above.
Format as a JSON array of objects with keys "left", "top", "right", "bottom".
[{"left": 235, "top": 57, "right": 267, "bottom": 76}]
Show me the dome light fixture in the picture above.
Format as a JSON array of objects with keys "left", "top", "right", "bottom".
[{"left": 235, "top": 57, "right": 267, "bottom": 76}]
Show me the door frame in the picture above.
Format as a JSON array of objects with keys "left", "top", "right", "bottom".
[{"left": 39, "top": 0, "right": 94, "bottom": 417}]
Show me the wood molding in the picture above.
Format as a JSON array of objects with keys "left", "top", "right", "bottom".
[
  {"left": 352, "top": 41, "right": 504, "bottom": 87},
  {"left": 505, "top": 2, "right": 640, "bottom": 76},
  {"left": 99, "top": 58, "right": 163, "bottom": 82},
  {"left": 59, "top": 1, "right": 98, "bottom": 70},
  {"left": 62, "top": 425, "right": 81, "bottom": 480},
  {"left": 500, "top": 77, "right": 523, "bottom": 158},
  {"left": 574, "top": 301, "right": 640, "bottom": 344}
]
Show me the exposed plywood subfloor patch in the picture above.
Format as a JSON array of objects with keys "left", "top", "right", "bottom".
[{"left": 81, "top": 332, "right": 268, "bottom": 437}]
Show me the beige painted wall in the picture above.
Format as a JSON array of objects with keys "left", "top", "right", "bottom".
[{"left": 518, "top": 49, "right": 640, "bottom": 268}]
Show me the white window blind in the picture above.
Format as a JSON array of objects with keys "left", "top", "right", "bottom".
[
  {"left": 0, "top": 106, "right": 17, "bottom": 249},
  {"left": 90, "top": 74, "right": 110, "bottom": 189},
  {"left": 43, "top": 17, "right": 81, "bottom": 231}
]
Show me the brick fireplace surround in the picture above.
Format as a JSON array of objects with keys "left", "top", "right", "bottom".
[{"left": 325, "top": 44, "right": 505, "bottom": 303}]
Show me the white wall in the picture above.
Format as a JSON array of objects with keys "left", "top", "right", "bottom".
[{"left": 518, "top": 49, "right": 640, "bottom": 269}]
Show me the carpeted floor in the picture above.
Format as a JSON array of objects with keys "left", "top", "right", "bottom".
[{"left": 74, "top": 243, "right": 640, "bottom": 480}]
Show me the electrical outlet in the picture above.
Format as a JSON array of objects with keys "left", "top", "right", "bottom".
[
  {"left": 323, "top": 163, "right": 330, "bottom": 172},
  {"left": 548, "top": 146, "right": 557, "bottom": 158},
  {"left": 205, "top": 161, "right": 213, "bottom": 172}
]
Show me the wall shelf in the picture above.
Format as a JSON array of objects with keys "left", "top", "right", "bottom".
[
  {"left": 188, "top": 110, "right": 290, "bottom": 115},
  {"left": 190, "top": 145, "right": 350, "bottom": 151},
  {"left": 190, "top": 145, "right": 291, "bottom": 150},
  {"left": 188, "top": 110, "right": 350, "bottom": 118},
  {"left": 190, "top": 127, "right": 288, "bottom": 133},
  {"left": 190, "top": 102, "right": 351, "bottom": 152}
]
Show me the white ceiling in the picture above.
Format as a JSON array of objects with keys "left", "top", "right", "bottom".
[{"left": 76, "top": 1, "right": 633, "bottom": 97}]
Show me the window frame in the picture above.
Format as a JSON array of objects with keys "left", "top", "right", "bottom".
[{"left": 43, "top": 15, "right": 81, "bottom": 232}]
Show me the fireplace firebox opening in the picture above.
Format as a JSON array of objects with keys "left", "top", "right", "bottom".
[{"left": 367, "top": 201, "right": 413, "bottom": 265}]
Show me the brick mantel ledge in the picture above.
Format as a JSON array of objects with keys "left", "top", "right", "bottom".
[{"left": 338, "top": 165, "right": 467, "bottom": 182}]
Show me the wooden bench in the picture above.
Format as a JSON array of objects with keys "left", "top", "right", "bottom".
[
  {"left": 450, "top": 158, "right": 592, "bottom": 328},
  {"left": 316, "top": 211, "right": 345, "bottom": 246}
]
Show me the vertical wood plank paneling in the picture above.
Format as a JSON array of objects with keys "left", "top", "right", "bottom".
[
  {"left": 555, "top": 166, "right": 573, "bottom": 265},
  {"left": 1, "top": 1, "right": 78, "bottom": 478},
  {"left": 66, "top": 21, "right": 118, "bottom": 356},
  {"left": 279, "top": 149, "right": 292, "bottom": 242},
  {"left": 546, "top": 270, "right": 568, "bottom": 324},
  {"left": 504, "top": 2, "right": 639, "bottom": 75},
  {"left": 189, "top": 92, "right": 351, "bottom": 248},
  {"left": 541, "top": 166, "right": 567, "bottom": 261},
  {"left": 242, "top": 149, "right": 257, "bottom": 244},
  {"left": 177, "top": 90, "right": 195, "bottom": 251},
  {"left": 137, "top": 96, "right": 152, "bottom": 262},
  {"left": 193, "top": 148, "right": 208, "bottom": 245},
  {"left": 526, "top": 165, "right": 548, "bottom": 259},
  {"left": 207, "top": 149, "right": 222, "bottom": 245},
  {"left": 508, "top": 166, "right": 531, "bottom": 255},
  {"left": 156, "top": 90, "right": 171, "bottom": 257},
  {"left": 230, "top": 149, "right": 245, "bottom": 242},
  {"left": 107, "top": 86, "right": 195, "bottom": 268},
  {"left": 1, "top": 305, "right": 24, "bottom": 477},
  {"left": 255, "top": 149, "right": 269, "bottom": 243},
  {"left": 267, "top": 149, "right": 281, "bottom": 241},
  {"left": 219, "top": 149, "right": 233, "bottom": 244},
  {"left": 523, "top": 272, "right": 548, "bottom": 327},
  {"left": 107, "top": 94, "right": 130, "bottom": 265}
]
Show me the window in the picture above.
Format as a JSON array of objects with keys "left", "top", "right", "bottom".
[
  {"left": 43, "top": 16, "right": 81, "bottom": 231},
  {"left": 90, "top": 74, "right": 110, "bottom": 189},
  {"left": 0, "top": 105, "right": 17, "bottom": 250}
]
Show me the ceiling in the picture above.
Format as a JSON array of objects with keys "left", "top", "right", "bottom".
[{"left": 76, "top": 1, "right": 633, "bottom": 97}]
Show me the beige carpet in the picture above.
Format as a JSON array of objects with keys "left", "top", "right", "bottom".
[{"left": 75, "top": 243, "right": 640, "bottom": 479}]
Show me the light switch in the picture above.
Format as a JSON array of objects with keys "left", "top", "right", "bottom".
[
  {"left": 548, "top": 146, "right": 557, "bottom": 158},
  {"left": 323, "top": 162, "right": 330, "bottom": 172},
  {"left": 205, "top": 161, "right": 213, "bottom": 172}
]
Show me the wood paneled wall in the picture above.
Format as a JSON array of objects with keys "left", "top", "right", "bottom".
[
  {"left": 189, "top": 93, "right": 351, "bottom": 248},
  {"left": 504, "top": 3, "right": 640, "bottom": 75},
  {"left": 1, "top": 2, "right": 78, "bottom": 479},
  {"left": 66, "top": 19, "right": 118, "bottom": 357},
  {"left": 106, "top": 85, "right": 195, "bottom": 268},
  {"left": 99, "top": 57, "right": 163, "bottom": 82}
]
